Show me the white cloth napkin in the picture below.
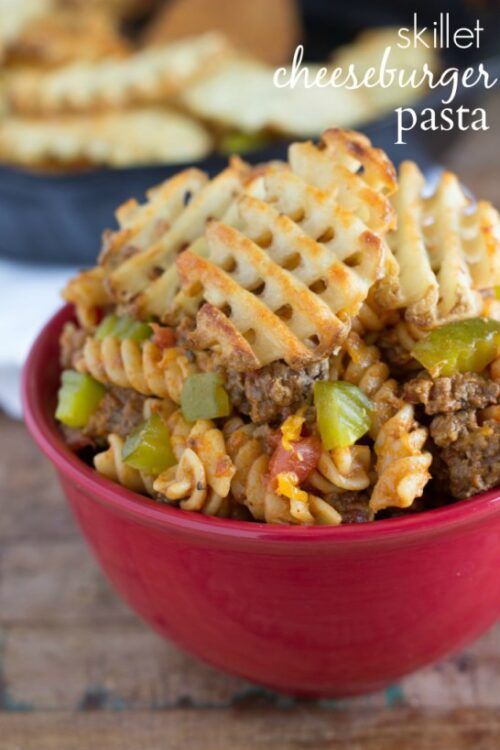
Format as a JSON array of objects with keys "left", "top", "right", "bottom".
[{"left": 0, "top": 259, "right": 77, "bottom": 418}]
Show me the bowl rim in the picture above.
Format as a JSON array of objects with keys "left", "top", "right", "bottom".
[{"left": 22, "top": 304, "right": 500, "bottom": 546}]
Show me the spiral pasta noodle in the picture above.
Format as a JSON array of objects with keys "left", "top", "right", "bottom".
[
  {"left": 224, "top": 418, "right": 341, "bottom": 525},
  {"left": 94, "top": 434, "right": 154, "bottom": 495},
  {"left": 79, "top": 338, "right": 196, "bottom": 402},
  {"left": 62, "top": 267, "right": 112, "bottom": 330},
  {"left": 369, "top": 404, "right": 432, "bottom": 513},
  {"left": 223, "top": 417, "right": 282, "bottom": 522},
  {"left": 338, "top": 332, "right": 401, "bottom": 437},
  {"left": 309, "top": 445, "right": 372, "bottom": 494},
  {"left": 153, "top": 411, "right": 235, "bottom": 516},
  {"left": 351, "top": 300, "right": 400, "bottom": 336},
  {"left": 490, "top": 356, "right": 500, "bottom": 382}
]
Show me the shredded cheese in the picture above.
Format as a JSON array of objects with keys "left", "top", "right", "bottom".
[
  {"left": 276, "top": 471, "right": 314, "bottom": 523},
  {"left": 280, "top": 409, "right": 306, "bottom": 450}
]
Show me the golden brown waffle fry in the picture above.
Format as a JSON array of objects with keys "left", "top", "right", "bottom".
[
  {"left": 330, "top": 27, "right": 440, "bottom": 117},
  {"left": 3, "top": 9, "right": 129, "bottom": 67},
  {"left": 6, "top": 32, "right": 228, "bottom": 114},
  {"left": 177, "top": 219, "right": 346, "bottom": 368},
  {"left": 102, "top": 130, "right": 391, "bottom": 367},
  {"left": 176, "top": 164, "right": 389, "bottom": 368},
  {"left": 180, "top": 56, "right": 370, "bottom": 138},
  {"left": 107, "top": 164, "right": 247, "bottom": 308},
  {"left": 390, "top": 161, "right": 499, "bottom": 327},
  {"left": 0, "top": 109, "right": 213, "bottom": 168},
  {"left": 0, "top": 0, "right": 52, "bottom": 59},
  {"left": 101, "top": 167, "right": 209, "bottom": 268},
  {"left": 288, "top": 129, "right": 397, "bottom": 233},
  {"left": 61, "top": 267, "right": 112, "bottom": 329}
]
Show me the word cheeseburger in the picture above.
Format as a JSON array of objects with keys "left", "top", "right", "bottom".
[{"left": 274, "top": 13, "right": 498, "bottom": 145}]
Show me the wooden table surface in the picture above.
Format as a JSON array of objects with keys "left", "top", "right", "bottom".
[{"left": 2, "top": 99, "right": 500, "bottom": 750}]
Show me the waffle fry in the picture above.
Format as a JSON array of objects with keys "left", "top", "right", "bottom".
[
  {"left": 180, "top": 162, "right": 392, "bottom": 368},
  {"left": 0, "top": 109, "right": 213, "bottom": 168},
  {"left": 390, "top": 161, "right": 500, "bottom": 328},
  {"left": 330, "top": 27, "right": 439, "bottom": 118},
  {"left": 288, "top": 129, "right": 397, "bottom": 233},
  {"left": 6, "top": 32, "right": 229, "bottom": 115},
  {"left": 0, "top": 0, "right": 52, "bottom": 59},
  {"left": 101, "top": 130, "right": 391, "bottom": 366},
  {"left": 177, "top": 221, "right": 346, "bottom": 368},
  {"left": 107, "top": 163, "right": 248, "bottom": 309},
  {"left": 180, "top": 56, "right": 371, "bottom": 137},
  {"left": 3, "top": 8, "right": 129, "bottom": 67}
]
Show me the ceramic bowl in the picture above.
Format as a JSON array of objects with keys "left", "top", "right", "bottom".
[{"left": 22, "top": 305, "right": 500, "bottom": 697}]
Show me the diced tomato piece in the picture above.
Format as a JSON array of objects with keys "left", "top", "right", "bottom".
[
  {"left": 268, "top": 436, "right": 321, "bottom": 483},
  {"left": 151, "top": 324, "right": 176, "bottom": 349}
]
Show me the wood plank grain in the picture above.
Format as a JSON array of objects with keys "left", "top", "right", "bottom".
[
  {"left": 2, "top": 708, "right": 500, "bottom": 750},
  {"left": 2, "top": 621, "right": 500, "bottom": 712},
  {"left": 0, "top": 415, "right": 76, "bottom": 542},
  {"left": 1, "top": 415, "right": 500, "bottom": 717},
  {"left": 0, "top": 538, "right": 134, "bottom": 626}
]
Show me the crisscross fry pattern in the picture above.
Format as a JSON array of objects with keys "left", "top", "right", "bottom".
[
  {"left": 176, "top": 143, "right": 394, "bottom": 369},
  {"left": 108, "top": 165, "right": 246, "bottom": 312},
  {"left": 390, "top": 161, "right": 500, "bottom": 328}
]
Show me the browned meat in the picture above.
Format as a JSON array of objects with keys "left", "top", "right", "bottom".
[
  {"left": 376, "top": 327, "right": 420, "bottom": 371},
  {"left": 224, "top": 359, "right": 329, "bottom": 424},
  {"left": 59, "top": 322, "right": 87, "bottom": 369},
  {"left": 324, "top": 489, "right": 373, "bottom": 524},
  {"left": 430, "top": 411, "right": 500, "bottom": 499},
  {"left": 84, "top": 386, "right": 145, "bottom": 441},
  {"left": 403, "top": 372, "right": 499, "bottom": 415},
  {"left": 430, "top": 410, "right": 479, "bottom": 447}
]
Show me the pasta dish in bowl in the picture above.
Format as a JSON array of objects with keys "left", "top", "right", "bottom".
[{"left": 23, "top": 128, "right": 500, "bottom": 696}]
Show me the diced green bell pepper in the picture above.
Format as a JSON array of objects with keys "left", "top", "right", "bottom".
[
  {"left": 55, "top": 370, "right": 106, "bottom": 428},
  {"left": 122, "top": 414, "right": 176, "bottom": 476},
  {"left": 96, "top": 313, "right": 151, "bottom": 342},
  {"left": 314, "top": 381, "right": 373, "bottom": 450},
  {"left": 219, "top": 131, "right": 271, "bottom": 155},
  {"left": 181, "top": 373, "right": 231, "bottom": 422},
  {"left": 412, "top": 318, "right": 500, "bottom": 377}
]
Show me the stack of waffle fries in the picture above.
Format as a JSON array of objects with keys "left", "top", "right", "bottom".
[
  {"left": 56, "top": 128, "right": 500, "bottom": 524},
  {"left": 0, "top": 2, "right": 438, "bottom": 170}
]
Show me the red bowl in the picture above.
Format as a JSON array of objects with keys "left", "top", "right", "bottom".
[{"left": 22, "top": 305, "right": 500, "bottom": 697}]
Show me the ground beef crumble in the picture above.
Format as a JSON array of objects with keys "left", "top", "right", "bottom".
[
  {"left": 224, "top": 359, "right": 330, "bottom": 424},
  {"left": 83, "top": 386, "right": 146, "bottom": 443},
  {"left": 402, "top": 370, "right": 500, "bottom": 501},
  {"left": 59, "top": 322, "right": 87, "bottom": 369},
  {"left": 403, "top": 372, "right": 500, "bottom": 415},
  {"left": 323, "top": 489, "right": 373, "bottom": 524},
  {"left": 429, "top": 412, "right": 500, "bottom": 499}
]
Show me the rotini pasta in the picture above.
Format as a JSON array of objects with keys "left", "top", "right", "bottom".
[
  {"left": 369, "top": 405, "right": 432, "bottom": 513},
  {"left": 153, "top": 411, "right": 236, "bottom": 516},
  {"left": 309, "top": 445, "right": 372, "bottom": 494},
  {"left": 62, "top": 267, "right": 112, "bottom": 330},
  {"left": 338, "top": 332, "right": 402, "bottom": 437},
  {"left": 79, "top": 338, "right": 196, "bottom": 402},
  {"left": 94, "top": 434, "right": 154, "bottom": 494}
]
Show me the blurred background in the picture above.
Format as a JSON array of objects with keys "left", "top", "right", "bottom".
[{"left": 0, "top": 0, "right": 499, "bottom": 415}]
